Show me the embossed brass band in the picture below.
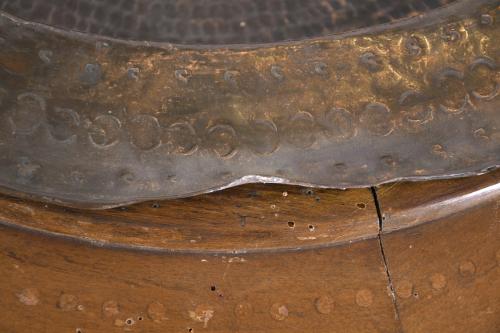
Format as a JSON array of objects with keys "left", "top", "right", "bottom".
[{"left": 0, "top": 0, "right": 498, "bottom": 208}]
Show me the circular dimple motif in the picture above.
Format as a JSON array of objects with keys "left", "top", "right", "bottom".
[
  {"left": 359, "top": 52, "right": 383, "bottom": 72},
  {"left": 458, "top": 260, "right": 476, "bottom": 277},
  {"left": 404, "top": 35, "right": 426, "bottom": 57},
  {"left": 270, "top": 303, "right": 288, "bottom": 321},
  {"left": 432, "top": 144, "right": 448, "bottom": 158},
  {"left": 355, "top": 289, "right": 373, "bottom": 307},
  {"left": 396, "top": 280, "right": 414, "bottom": 299},
  {"left": 88, "top": 115, "right": 121, "bottom": 148},
  {"left": 314, "top": 295, "right": 334, "bottom": 314},
  {"left": 248, "top": 119, "right": 279, "bottom": 155},
  {"left": 38, "top": 49, "right": 53, "bottom": 64},
  {"left": 164, "top": 122, "right": 198, "bottom": 155},
  {"left": 57, "top": 293, "right": 79, "bottom": 311},
  {"left": 128, "top": 114, "right": 161, "bottom": 151},
  {"left": 435, "top": 68, "right": 469, "bottom": 113},
  {"left": 442, "top": 24, "right": 461, "bottom": 42},
  {"left": 284, "top": 111, "right": 316, "bottom": 148},
  {"left": 68, "top": 170, "right": 85, "bottom": 185},
  {"left": 399, "top": 90, "right": 434, "bottom": 133},
  {"left": 102, "top": 300, "right": 120, "bottom": 318},
  {"left": 467, "top": 57, "right": 499, "bottom": 101},
  {"left": 234, "top": 302, "right": 253, "bottom": 318},
  {"left": 224, "top": 70, "right": 240, "bottom": 85},
  {"left": 430, "top": 273, "right": 447, "bottom": 290},
  {"left": 360, "top": 102, "right": 393, "bottom": 136},
  {"left": 147, "top": 301, "right": 167, "bottom": 322},
  {"left": 16, "top": 157, "right": 40, "bottom": 184},
  {"left": 473, "top": 128, "right": 490, "bottom": 141},
  {"left": 322, "top": 107, "right": 355, "bottom": 139},
  {"left": 119, "top": 169, "right": 136, "bottom": 184},
  {"left": 270, "top": 65, "right": 284, "bottom": 81},
  {"left": 313, "top": 62, "right": 328, "bottom": 76},
  {"left": 175, "top": 69, "right": 190, "bottom": 83},
  {"left": 189, "top": 304, "right": 214, "bottom": 328},
  {"left": 9, "top": 93, "right": 46, "bottom": 135},
  {"left": 207, "top": 124, "right": 238, "bottom": 158},
  {"left": 17, "top": 288, "right": 40, "bottom": 306},
  {"left": 480, "top": 14, "right": 493, "bottom": 26},
  {"left": 47, "top": 107, "right": 80, "bottom": 142},
  {"left": 127, "top": 67, "right": 140, "bottom": 80},
  {"left": 80, "top": 63, "right": 102, "bottom": 86},
  {"left": 380, "top": 155, "right": 397, "bottom": 168}
]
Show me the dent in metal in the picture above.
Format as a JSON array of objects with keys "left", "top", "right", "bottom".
[{"left": 0, "top": 0, "right": 498, "bottom": 208}]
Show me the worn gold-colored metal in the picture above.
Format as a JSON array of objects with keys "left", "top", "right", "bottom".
[
  {"left": 0, "top": 0, "right": 499, "bottom": 208},
  {"left": 1, "top": 2, "right": 498, "bottom": 331}
]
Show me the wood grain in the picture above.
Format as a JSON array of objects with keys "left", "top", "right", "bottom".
[
  {"left": 378, "top": 170, "right": 500, "bottom": 333},
  {"left": 0, "top": 184, "right": 377, "bottom": 252},
  {"left": 0, "top": 225, "right": 399, "bottom": 333},
  {"left": 1, "top": 171, "right": 499, "bottom": 331}
]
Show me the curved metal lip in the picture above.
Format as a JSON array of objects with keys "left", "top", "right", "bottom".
[
  {"left": 1, "top": 167, "right": 498, "bottom": 210},
  {"left": 0, "top": 0, "right": 490, "bottom": 50}
]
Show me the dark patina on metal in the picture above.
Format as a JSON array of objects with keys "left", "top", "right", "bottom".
[{"left": 0, "top": 0, "right": 498, "bottom": 208}]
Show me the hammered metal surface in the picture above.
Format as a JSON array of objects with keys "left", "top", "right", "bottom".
[
  {"left": 0, "top": 0, "right": 499, "bottom": 208},
  {"left": 0, "top": 0, "right": 455, "bottom": 44}
]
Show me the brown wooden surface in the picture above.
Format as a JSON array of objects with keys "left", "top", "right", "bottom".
[
  {"left": 0, "top": 171, "right": 499, "bottom": 332},
  {"left": 377, "top": 170, "right": 500, "bottom": 333},
  {"left": 0, "top": 226, "right": 399, "bottom": 333},
  {"left": 0, "top": 184, "right": 377, "bottom": 252},
  {"left": 377, "top": 169, "right": 500, "bottom": 232}
]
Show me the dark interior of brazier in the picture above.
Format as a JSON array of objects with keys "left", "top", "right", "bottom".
[{"left": 1, "top": 0, "right": 457, "bottom": 44}]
